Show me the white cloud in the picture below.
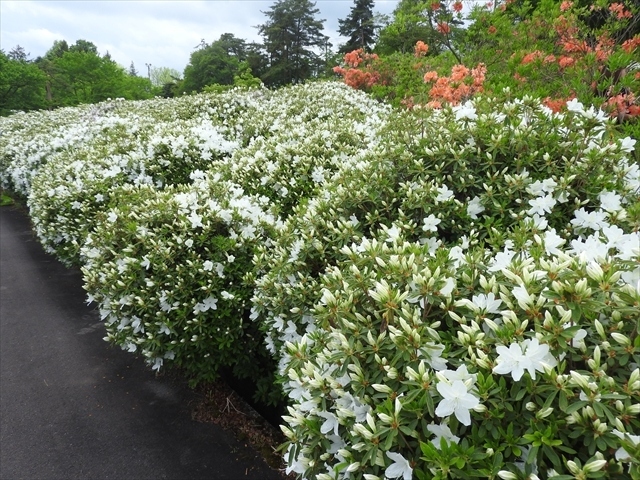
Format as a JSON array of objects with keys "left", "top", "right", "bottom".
[{"left": 0, "top": 0, "right": 398, "bottom": 73}]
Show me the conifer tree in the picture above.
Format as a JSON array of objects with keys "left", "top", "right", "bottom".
[
  {"left": 338, "top": 0, "right": 377, "bottom": 53},
  {"left": 258, "top": 0, "right": 327, "bottom": 86}
]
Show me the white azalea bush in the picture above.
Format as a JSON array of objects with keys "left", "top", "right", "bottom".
[
  {"left": 219, "top": 82, "right": 391, "bottom": 215},
  {"left": 72, "top": 83, "right": 389, "bottom": 394},
  {"left": 27, "top": 111, "right": 239, "bottom": 265},
  {"left": 251, "top": 97, "right": 640, "bottom": 478},
  {"left": 81, "top": 173, "right": 281, "bottom": 390},
  {"left": 2, "top": 83, "right": 639, "bottom": 478}
]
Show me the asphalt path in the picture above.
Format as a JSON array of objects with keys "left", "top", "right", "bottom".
[{"left": 0, "top": 205, "right": 283, "bottom": 480}]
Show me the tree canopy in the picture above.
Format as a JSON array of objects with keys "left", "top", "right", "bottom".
[
  {"left": 338, "top": 0, "right": 378, "bottom": 53},
  {"left": 258, "top": 0, "right": 328, "bottom": 86},
  {"left": 181, "top": 34, "right": 248, "bottom": 93}
]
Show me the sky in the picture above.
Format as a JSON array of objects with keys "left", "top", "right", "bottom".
[{"left": 1, "top": 0, "right": 399, "bottom": 75}]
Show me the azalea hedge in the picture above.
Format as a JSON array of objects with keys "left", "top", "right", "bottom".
[{"left": 0, "top": 83, "right": 639, "bottom": 479}]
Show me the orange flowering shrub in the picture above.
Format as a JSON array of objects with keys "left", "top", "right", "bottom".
[
  {"left": 424, "top": 63, "right": 486, "bottom": 107},
  {"left": 333, "top": 49, "right": 380, "bottom": 90},
  {"left": 414, "top": 41, "right": 429, "bottom": 57}
]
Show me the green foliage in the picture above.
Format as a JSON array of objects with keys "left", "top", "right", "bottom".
[
  {"left": 182, "top": 34, "right": 248, "bottom": 93},
  {"left": 202, "top": 62, "right": 263, "bottom": 94},
  {"left": 376, "top": 0, "right": 463, "bottom": 57},
  {"left": 0, "top": 39, "right": 155, "bottom": 115},
  {"left": 0, "top": 50, "right": 47, "bottom": 115}
]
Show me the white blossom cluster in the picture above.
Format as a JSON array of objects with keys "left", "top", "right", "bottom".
[
  {"left": 1, "top": 85, "right": 639, "bottom": 479},
  {"left": 252, "top": 97, "right": 640, "bottom": 478}
]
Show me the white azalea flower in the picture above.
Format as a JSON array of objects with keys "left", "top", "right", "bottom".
[
  {"left": 317, "top": 410, "right": 340, "bottom": 436},
  {"left": 571, "top": 208, "right": 609, "bottom": 231},
  {"left": 599, "top": 190, "right": 622, "bottom": 212},
  {"left": 543, "top": 228, "right": 565, "bottom": 255},
  {"left": 454, "top": 102, "right": 477, "bottom": 121},
  {"left": 612, "top": 429, "right": 640, "bottom": 461},
  {"left": 435, "top": 184, "right": 454, "bottom": 203},
  {"left": 385, "top": 451, "right": 412, "bottom": 480},
  {"left": 435, "top": 380, "right": 480, "bottom": 426},
  {"left": 422, "top": 214, "right": 441, "bottom": 232},
  {"left": 618, "top": 136, "right": 636, "bottom": 153},
  {"left": 193, "top": 295, "right": 218, "bottom": 314},
  {"left": 472, "top": 292, "right": 502, "bottom": 314},
  {"left": 427, "top": 422, "right": 460, "bottom": 449},
  {"left": 467, "top": 196, "right": 485, "bottom": 219},
  {"left": 527, "top": 194, "right": 556, "bottom": 216},
  {"left": 488, "top": 249, "right": 515, "bottom": 272},
  {"left": 493, "top": 338, "right": 557, "bottom": 381}
]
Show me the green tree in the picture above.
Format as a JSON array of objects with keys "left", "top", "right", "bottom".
[
  {"left": 338, "top": 0, "right": 378, "bottom": 53},
  {"left": 0, "top": 49, "right": 47, "bottom": 115},
  {"left": 149, "top": 66, "right": 181, "bottom": 86},
  {"left": 376, "top": 0, "right": 463, "bottom": 58},
  {"left": 36, "top": 39, "right": 153, "bottom": 108},
  {"left": 68, "top": 39, "right": 99, "bottom": 55},
  {"left": 181, "top": 34, "right": 248, "bottom": 93},
  {"left": 128, "top": 61, "right": 138, "bottom": 76},
  {"left": 44, "top": 40, "right": 69, "bottom": 60},
  {"left": 258, "top": 0, "right": 328, "bottom": 86}
]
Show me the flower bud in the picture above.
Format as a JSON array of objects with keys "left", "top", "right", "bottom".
[
  {"left": 570, "top": 370, "right": 590, "bottom": 390},
  {"left": 627, "top": 404, "right": 640, "bottom": 415},
  {"left": 611, "top": 332, "right": 630, "bottom": 346},
  {"left": 346, "top": 462, "right": 361, "bottom": 473},
  {"left": 567, "top": 460, "right": 581, "bottom": 475},
  {"left": 536, "top": 407, "right": 554, "bottom": 419},
  {"left": 371, "top": 383, "right": 393, "bottom": 394},
  {"left": 586, "top": 262, "right": 604, "bottom": 281},
  {"left": 575, "top": 278, "right": 589, "bottom": 295},
  {"left": 497, "top": 471, "right": 518, "bottom": 480},
  {"left": 584, "top": 459, "right": 607, "bottom": 473},
  {"left": 594, "top": 319, "right": 605, "bottom": 338},
  {"left": 526, "top": 402, "right": 537, "bottom": 411}
]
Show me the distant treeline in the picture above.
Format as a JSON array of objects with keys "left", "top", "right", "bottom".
[{"left": 1, "top": 0, "right": 381, "bottom": 115}]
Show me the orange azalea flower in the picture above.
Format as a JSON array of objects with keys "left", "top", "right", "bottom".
[
  {"left": 450, "top": 64, "right": 470, "bottom": 82},
  {"left": 609, "top": 3, "right": 632, "bottom": 19},
  {"left": 560, "top": 1, "right": 573, "bottom": 11},
  {"left": 558, "top": 56, "right": 576, "bottom": 68},
  {"left": 521, "top": 50, "right": 544, "bottom": 65},
  {"left": 543, "top": 97, "right": 566, "bottom": 113},
  {"left": 423, "top": 71, "right": 439, "bottom": 82},
  {"left": 488, "top": 25, "right": 497, "bottom": 34},
  {"left": 514, "top": 73, "right": 527, "bottom": 83},
  {"left": 453, "top": 1, "right": 463, "bottom": 12},
  {"left": 622, "top": 36, "right": 640, "bottom": 53},
  {"left": 414, "top": 41, "right": 429, "bottom": 57},
  {"left": 437, "top": 22, "right": 451, "bottom": 34}
]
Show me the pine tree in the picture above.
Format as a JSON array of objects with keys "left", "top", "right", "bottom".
[
  {"left": 128, "top": 61, "right": 138, "bottom": 76},
  {"left": 338, "top": 0, "right": 377, "bottom": 53},
  {"left": 258, "top": 0, "right": 328, "bottom": 86}
]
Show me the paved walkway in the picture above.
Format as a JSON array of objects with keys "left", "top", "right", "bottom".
[{"left": 0, "top": 205, "right": 283, "bottom": 480}]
